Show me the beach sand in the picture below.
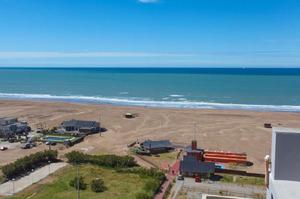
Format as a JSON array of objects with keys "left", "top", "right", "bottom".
[{"left": 1, "top": 99, "right": 300, "bottom": 173}]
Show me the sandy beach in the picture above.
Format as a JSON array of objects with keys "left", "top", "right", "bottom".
[{"left": 1, "top": 99, "right": 300, "bottom": 173}]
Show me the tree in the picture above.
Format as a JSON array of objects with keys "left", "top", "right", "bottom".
[
  {"left": 91, "top": 178, "right": 106, "bottom": 192},
  {"left": 69, "top": 176, "right": 87, "bottom": 190}
]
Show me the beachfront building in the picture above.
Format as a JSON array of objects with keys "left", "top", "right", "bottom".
[
  {"left": 140, "top": 139, "right": 173, "bottom": 154},
  {"left": 59, "top": 119, "right": 100, "bottom": 135},
  {"left": 265, "top": 127, "right": 300, "bottom": 199},
  {"left": 180, "top": 140, "right": 215, "bottom": 177},
  {"left": 0, "top": 117, "right": 31, "bottom": 138}
]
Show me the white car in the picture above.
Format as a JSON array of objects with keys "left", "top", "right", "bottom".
[{"left": 0, "top": 146, "right": 8, "bottom": 151}]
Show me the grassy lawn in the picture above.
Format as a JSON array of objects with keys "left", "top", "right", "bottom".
[
  {"left": 8, "top": 165, "right": 153, "bottom": 199},
  {"left": 143, "top": 151, "right": 178, "bottom": 168},
  {"left": 219, "top": 174, "right": 265, "bottom": 186},
  {"left": 0, "top": 170, "right": 4, "bottom": 184}
]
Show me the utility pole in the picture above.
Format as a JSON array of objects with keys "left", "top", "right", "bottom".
[
  {"left": 77, "top": 164, "right": 80, "bottom": 199},
  {"left": 99, "top": 113, "right": 102, "bottom": 137},
  {"left": 193, "top": 123, "right": 197, "bottom": 140}
]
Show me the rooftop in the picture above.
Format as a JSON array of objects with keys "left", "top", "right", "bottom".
[
  {"left": 141, "top": 139, "right": 172, "bottom": 149},
  {"left": 272, "top": 127, "right": 300, "bottom": 134},
  {"left": 61, "top": 119, "right": 100, "bottom": 128},
  {"left": 269, "top": 175, "right": 300, "bottom": 199},
  {"left": 180, "top": 155, "right": 215, "bottom": 173}
]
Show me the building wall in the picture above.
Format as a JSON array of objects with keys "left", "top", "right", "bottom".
[{"left": 272, "top": 129, "right": 300, "bottom": 181}]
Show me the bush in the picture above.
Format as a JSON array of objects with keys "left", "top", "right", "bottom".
[
  {"left": 65, "top": 151, "right": 137, "bottom": 168},
  {"left": 69, "top": 176, "right": 87, "bottom": 190},
  {"left": 135, "top": 192, "right": 152, "bottom": 199},
  {"left": 1, "top": 150, "right": 58, "bottom": 179},
  {"left": 91, "top": 178, "right": 106, "bottom": 192},
  {"left": 118, "top": 167, "right": 166, "bottom": 197},
  {"left": 144, "top": 180, "right": 161, "bottom": 193}
]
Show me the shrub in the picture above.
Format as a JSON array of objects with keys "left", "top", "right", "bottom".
[
  {"left": 1, "top": 150, "right": 58, "bottom": 179},
  {"left": 144, "top": 180, "right": 160, "bottom": 193},
  {"left": 69, "top": 176, "right": 87, "bottom": 190},
  {"left": 65, "top": 151, "right": 137, "bottom": 168},
  {"left": 135, "top": 192, "right": 152, "bottom": 199},
  {"left": 91, "top": 178, "right": 106, "bottom": 192}
]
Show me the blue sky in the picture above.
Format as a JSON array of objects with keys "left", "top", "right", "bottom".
[{"left": 0, "top": 0, "right": 299, "bottom": 67}]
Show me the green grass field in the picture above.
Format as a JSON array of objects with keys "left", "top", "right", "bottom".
[
  {"left": 8, "top": 165, "right": 153, "bottom": 199},
  {"left": 220, "top": 174, "right": 265, "bottom": 186},
  {"left": 0, "top": 170, "right": 4, "bottom": 184}
]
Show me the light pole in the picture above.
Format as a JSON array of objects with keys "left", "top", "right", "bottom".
[
  {"left": 12, "top": 178, "right": 15, "bottom": 195},
  {"left": 48, "top": 160, "right": 51, "bottom": 175},
  {"left": 31, "top": 169, "right": 34, "bottom": 184},
  {"left": 76, "top": 164, "right": 80, "bottom": 199}
]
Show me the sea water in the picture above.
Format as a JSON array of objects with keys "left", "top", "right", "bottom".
[{"left": 0, "top": 67, "right": 300, "bottom": 112}]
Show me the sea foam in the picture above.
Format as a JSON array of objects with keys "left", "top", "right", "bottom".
[{"left": 0, "top": 92, "right": 300, "bottom": 112}]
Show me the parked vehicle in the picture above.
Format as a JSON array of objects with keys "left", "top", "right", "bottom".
[
  {"left": 21, "top": 143, "right": 32, "bottom": 149},
  {"left": 195, "top": 175, "right": 201, "bottom": 183},
  {"left": 45, "top": 141, "right": 56, "bottom": 146},
  {"left": 21, "top": 142, "right": 37, "bottom": 149},
  {"left": 177, "top": 175, "right": 184, "bottom": 180},
  {"left": 0, "top": 146, "right": 8, "bottom": 151}
]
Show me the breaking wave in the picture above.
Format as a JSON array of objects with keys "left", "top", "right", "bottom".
[{"left": 0, "top": 92, "right": 300, "bottom": 112}]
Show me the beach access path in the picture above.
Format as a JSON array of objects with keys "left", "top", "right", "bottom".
[{"left": 0, "top": 162, "right": 67, "bottom": 196}]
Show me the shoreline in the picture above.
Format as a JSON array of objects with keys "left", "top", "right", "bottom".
[
  {"left": 1, "top": 93, "right": 300, "bottom": 113},
  {"left": 1, "top": 99, "right": 300, "bottom": 174}
]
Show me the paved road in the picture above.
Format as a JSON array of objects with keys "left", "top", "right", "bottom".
[{"left": 0, "top": 162, "right": 67, "bottom": 196}]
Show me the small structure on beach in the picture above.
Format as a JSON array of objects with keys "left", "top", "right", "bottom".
[
  {"left": 264, "top": 123, "right": 272, "bottom": 128},
  {"left": 0, "top": 117, "right": 31, "bottom": 138},
  {"left": 124, "top": 113, "right": 134, "bottom": 119},
  {"left": 124, "top": 112, "right": 139, "bottom": 119},
  {"left": 140, "top": 139, "right": 174, "bottom": 154},
  {"left": 59, "top": 119, "right": 100, "bottom": 135}
]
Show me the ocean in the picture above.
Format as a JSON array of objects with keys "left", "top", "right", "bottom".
[{"left": 0, "top": 67, "right": 300, "bottom": 112}]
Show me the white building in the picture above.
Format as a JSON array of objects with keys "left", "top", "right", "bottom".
[{"left": 266, "top": 127, "right": 300, "bottom": 199}]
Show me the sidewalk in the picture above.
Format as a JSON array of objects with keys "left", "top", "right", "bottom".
[
  {"left": 0, "top": 162, "right": 67, "bottom": 196},
  {"left": 154, "top": 160, "right": 180, "bottom": 199}
]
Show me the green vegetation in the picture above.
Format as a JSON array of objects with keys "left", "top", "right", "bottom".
[
  {"left": 65, "top": 151, "right": 137, "bottom": 168},
  {"left": 163, "top": 182, "right": 173, "bottom": 199},
  {"left": 0, "top": 169, "right": 4, "bottom": 184},
  {"left": 135, "top": 192, "right": 152, "bottom": 199},
  {"left": 69, "top": 176, "right": 87, "bottom": 190},
  {"left": 9, "top": 165, "right": 157, "bottom": 199},
  {"left": 91, "top": 178, "right": 106, "bottom": 193},
  {"left": 1, "top": 150, "right": 58, "bottom": 179},
  {"left": 140, "top": 151, "right": 178, "bottom": 168},
  {"left": 117, "top": 167, "right": 166, "bottom": 198},
  {"left": 220, "top": 174, "right": 265, "bottom": 186}
]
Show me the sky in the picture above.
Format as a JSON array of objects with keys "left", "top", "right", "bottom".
[{"left": 0, "top": 0, "right": 299, "bottom": 67}]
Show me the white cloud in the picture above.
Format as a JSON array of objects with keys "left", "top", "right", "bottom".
[
  {"left": 138, "top": 0, "right": 159, "bottom": 4},
  {"left": 0, "top": 51, "right": 195, "bottom": 59}
]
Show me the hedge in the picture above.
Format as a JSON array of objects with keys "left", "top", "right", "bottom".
[
  {"left": 1, "top": 150, "right": 58, "bottom": 179},
  {"left": 65, "top": 151, "right": 137, "bottom": 168}
]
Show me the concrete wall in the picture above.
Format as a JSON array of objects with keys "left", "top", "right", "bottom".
[{"left": 272, "top": 128, "right": 300, "bottom": 181}]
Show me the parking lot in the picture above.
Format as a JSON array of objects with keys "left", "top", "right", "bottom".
[
  {"left": 0, "top": 139, "right": 63, "bottom": 166},
  {"left": 170, "top": 177, "right": 265, "bottom": 199}
]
